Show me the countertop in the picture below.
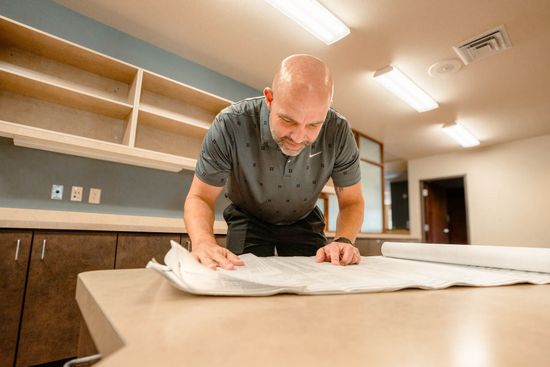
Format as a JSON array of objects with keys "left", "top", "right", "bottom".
[
  {"left": 0, "top": 207, "right": 418, "bottom": 239},
  {"left": 77, "top": 269, "right": 550, "bottom": 367}
]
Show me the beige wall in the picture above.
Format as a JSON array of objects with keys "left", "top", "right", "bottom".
[{"left": 408, "top": 134, "right": 550, "bottom": 247}]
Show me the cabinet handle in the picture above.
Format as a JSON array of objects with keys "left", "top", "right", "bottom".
[
  {"left": 41, "top": 239, "right": 47, "bottom": 260},
  {"left": 15, "top": 239, "right": 21, "bottom": 261},
  {"left": 186, "top": 240, "right": 191, "bottom": 251}
]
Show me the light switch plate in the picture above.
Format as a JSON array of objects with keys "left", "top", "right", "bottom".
[
  {"left": 88, "top": 188, "right": 101, "bottom": 204},
  {"left": 51, "top": 184, "right": 63, "bottom": 200}
]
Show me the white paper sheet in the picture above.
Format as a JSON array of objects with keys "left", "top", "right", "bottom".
[{"left": 146, "top": 241, "right": 550, "bottom": 296}]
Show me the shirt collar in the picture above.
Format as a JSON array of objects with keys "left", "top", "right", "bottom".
[{"left": 259, "top": 97, "right": 279, "bottom": 149}]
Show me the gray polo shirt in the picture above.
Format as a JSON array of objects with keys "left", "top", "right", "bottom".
[{"left": 196, "top": 96, "right": 360, "bottom": 225}]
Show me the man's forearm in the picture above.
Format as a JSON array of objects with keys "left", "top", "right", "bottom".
[
  {"left": 335, "top": 202, "right": 364, "bottom": 242},
  {"left": 183, "top": 195, "right": 218, "bottom": 247}
]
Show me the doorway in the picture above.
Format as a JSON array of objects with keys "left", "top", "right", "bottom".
[{"left": 421, "top": 177, "right": 469, "bottom": 244}]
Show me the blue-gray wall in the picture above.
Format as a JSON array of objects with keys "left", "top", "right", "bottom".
[{"left": 0, "top": 0, "right": 260, "bottom": 219}]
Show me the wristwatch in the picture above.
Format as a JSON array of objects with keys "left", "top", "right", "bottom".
[{"left": 333, "top": 237, "right": 354, "bottom": 245}]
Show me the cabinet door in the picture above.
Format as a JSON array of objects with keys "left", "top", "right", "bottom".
[
  {"left": 115, "top": 233, "right": 180, "bottom": 269},
  {"left": 16, "top": 231, "right": 116, "bottom": 367},
  {"left": 0, "top": 230, "right": 32, "bottom": 367},
  {"left": 181, "top": 234, "right": 190, "bottom": 250},
  {"left": 180, "top": 234, "right": 223, "bottom": 252},
  {"left": 215, "top": 235, "right": 226, "bottom": 248}
]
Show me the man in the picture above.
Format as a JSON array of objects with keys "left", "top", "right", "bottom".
[{"left": 184, "top": 54, "right": 364, "bottom": 270}]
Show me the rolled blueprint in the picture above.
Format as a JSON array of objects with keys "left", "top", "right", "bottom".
[{"left": 381, "top": 242, "right": 550, "bottom": 274}]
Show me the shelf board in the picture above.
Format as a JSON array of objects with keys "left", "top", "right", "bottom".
[
  {"left": 138, "top": 105, "right": 210, "bottom": 137},
  {"left": 0, "top": 119, "right": 196, "bottom": 172},
  {"left": 0, "top": 63, "right": 133, "bottom": 119},
  {"left": 0, "top": 15, "right": 137, "bottom": 83},
  {"left": 142, "top": 70, "right": 232, "bottom": 113}
]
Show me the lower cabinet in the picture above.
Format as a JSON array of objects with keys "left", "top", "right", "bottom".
[
  {"left": 355, "top": 239, "right": 384, "bottom": 256},
  {"left": 329, "top": 237, "right": 419, "bottom": 256},
  {"left": 215, "top": 235, "right": 227, "bottom": 248},
  {"left": 4, "top": 229, "right": 184, "bottom": 366},
  {"left": 0, "top": 230, "right": 32, "bottom": 367},
  {"left": 16, "top": 231, "right": 117, "bottom": 367},
  {"left": 115, "top": 232, "right": 182, "bottom": 269}
]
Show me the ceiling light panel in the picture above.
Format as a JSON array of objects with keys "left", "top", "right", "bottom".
[
  {"left": 373, "top": 66, "right": 439, "bottom": 112},
  {"left": 442, "top": 122, "right": 480, "bottom": 148},
  {"left": 264, "top": 0, "right": 350, "bottom": 45}
]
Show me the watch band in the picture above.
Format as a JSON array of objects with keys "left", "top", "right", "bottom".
[{"left": 333, "top": 237, "right": 354, "bottom": 245}]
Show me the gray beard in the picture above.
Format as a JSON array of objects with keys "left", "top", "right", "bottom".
[{"left": 270, "top": 125, "right": 311, "bottom": 156}]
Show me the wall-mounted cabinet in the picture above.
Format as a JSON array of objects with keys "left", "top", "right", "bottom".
[{"left": 0, "top": 15, "right": 232, "bottom": 172}]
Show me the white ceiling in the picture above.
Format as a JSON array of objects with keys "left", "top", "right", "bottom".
[{"left": 55, "top": 0, "right": 550, "bottom": 162}]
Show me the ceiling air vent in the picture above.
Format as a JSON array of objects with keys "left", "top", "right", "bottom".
[{"left": 453, "top": 25, "right": 512, "bottom": 65}]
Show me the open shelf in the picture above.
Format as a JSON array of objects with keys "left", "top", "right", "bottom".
[
  {"left": 138, "top": 105, "right": 210, "bottom": 137},
  {"left": 137, "top": 71, "right": 230, "bottom": 142},
  {"left": 134, "top": 71, "right": 232, "bottom": 161},
  {"left": 0, "top": 15, "right": 137, "bottom": 84},
  {"left": 0, "top": 63, "right": 133, "bottom": 119},
  {"left": 134, "top": 120, "right": 204, "bottom": 160},
  {"left": 0, "top": 90, "right": 127, "bottom": 144},
  {"left": 0, "top": 119, "right": 196, "bottom": 172},
  {"left": 142, "top": 70, "right": 231, "bottom": 112}
]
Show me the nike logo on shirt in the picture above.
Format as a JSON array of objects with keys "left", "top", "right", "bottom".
[{"left": 309, "top": 151, "right": 322, "bottom": 158}]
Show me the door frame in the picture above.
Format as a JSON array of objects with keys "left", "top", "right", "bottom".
[{"left": 419, "top": 175, "right": 470, "bottom": 244}]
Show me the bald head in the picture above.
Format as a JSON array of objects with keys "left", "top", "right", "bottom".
[
  {"left": 264, "top": 55, "right": 334, "bottom": 156},
  {"left": 272, "top": 54, "right": 333, "bottom": 106}
]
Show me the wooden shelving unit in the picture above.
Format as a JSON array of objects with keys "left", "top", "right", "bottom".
[{"left": 0, "top": 15, "right": 231, "bottom": 172}]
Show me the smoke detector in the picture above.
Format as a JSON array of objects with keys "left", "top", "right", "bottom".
[
  {"left": 453, "top": 25, "right": 512, "bottom": 65},
  {"left": 428, "top": 59, "right": 462, "bottom": 77}
]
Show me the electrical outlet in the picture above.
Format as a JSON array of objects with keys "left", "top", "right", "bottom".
[
  {"left": 51, "top": 184, "right": 63, "bottom": 200},
  {"left": 88, "top": 188, "right": 101, "bottom": 204},
  {"left": 71, "top": 186, "right": 83, "bottom": 202}
]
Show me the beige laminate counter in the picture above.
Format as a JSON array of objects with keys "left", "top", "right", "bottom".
[
  {"left": 0, "top": 207, "right": 228, "bottom": 234},
  {"left": 77, "top": 269, "right": 550, "bottom": 367},
  {"left": 0, "top": 207, "right": 418, "bottom": 240}
]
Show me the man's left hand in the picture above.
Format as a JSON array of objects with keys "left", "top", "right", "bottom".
[{"left": 315, "top": 241, "right": 361, "bottom": 266}]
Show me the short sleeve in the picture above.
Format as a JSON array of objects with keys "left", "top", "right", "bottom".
[
  {"left": 195, "top": 115, "right": 233, "bottom": 187},
  {"left": 331, "top": 119, "right": 361, "bottom": 187}
]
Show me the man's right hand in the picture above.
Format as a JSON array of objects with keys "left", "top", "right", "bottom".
[{"left": 191, "top": 243, "right": 244, "bottom": 270}]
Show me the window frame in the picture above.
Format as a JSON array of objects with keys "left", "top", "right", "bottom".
[{"left": 353, "top": 130, "right": 386, "bottom": 233}]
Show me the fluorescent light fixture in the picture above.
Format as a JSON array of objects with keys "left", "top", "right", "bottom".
[
  {"left": 442, "top": 122, "right": 480, "bottom": 147},
  {"left": 373, "top": 66, "right": 439, "bottom": 112},
  {"left": 264, "top": 0, "right": 350, "bottom": 45}
]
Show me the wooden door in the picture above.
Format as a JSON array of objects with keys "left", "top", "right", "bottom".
[
  {"left": 447, "top": 187, "right": 468, "bottom": 244},
  {"left": 423, "top": 182, "right": 450, "bottom": 243},
  {"left": 115, "top": 233, "right": 180, "bottom": 269},
  {"left": 0, "top": 230, "right": 32, "bottom": 367},
  {"left": 16, "top": 231, "right": 116, "bottom": 367},
  {"left": 422, "top": 178, "right": 469, "bottom": 244}
]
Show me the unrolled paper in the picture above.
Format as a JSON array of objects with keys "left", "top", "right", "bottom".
[{"left": 147, "top": 241, "right": 550, "bottom": 296}]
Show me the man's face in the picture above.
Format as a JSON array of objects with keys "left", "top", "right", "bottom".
[{"left": 265, "top": 88, "right": 329, "bottom": 156}]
